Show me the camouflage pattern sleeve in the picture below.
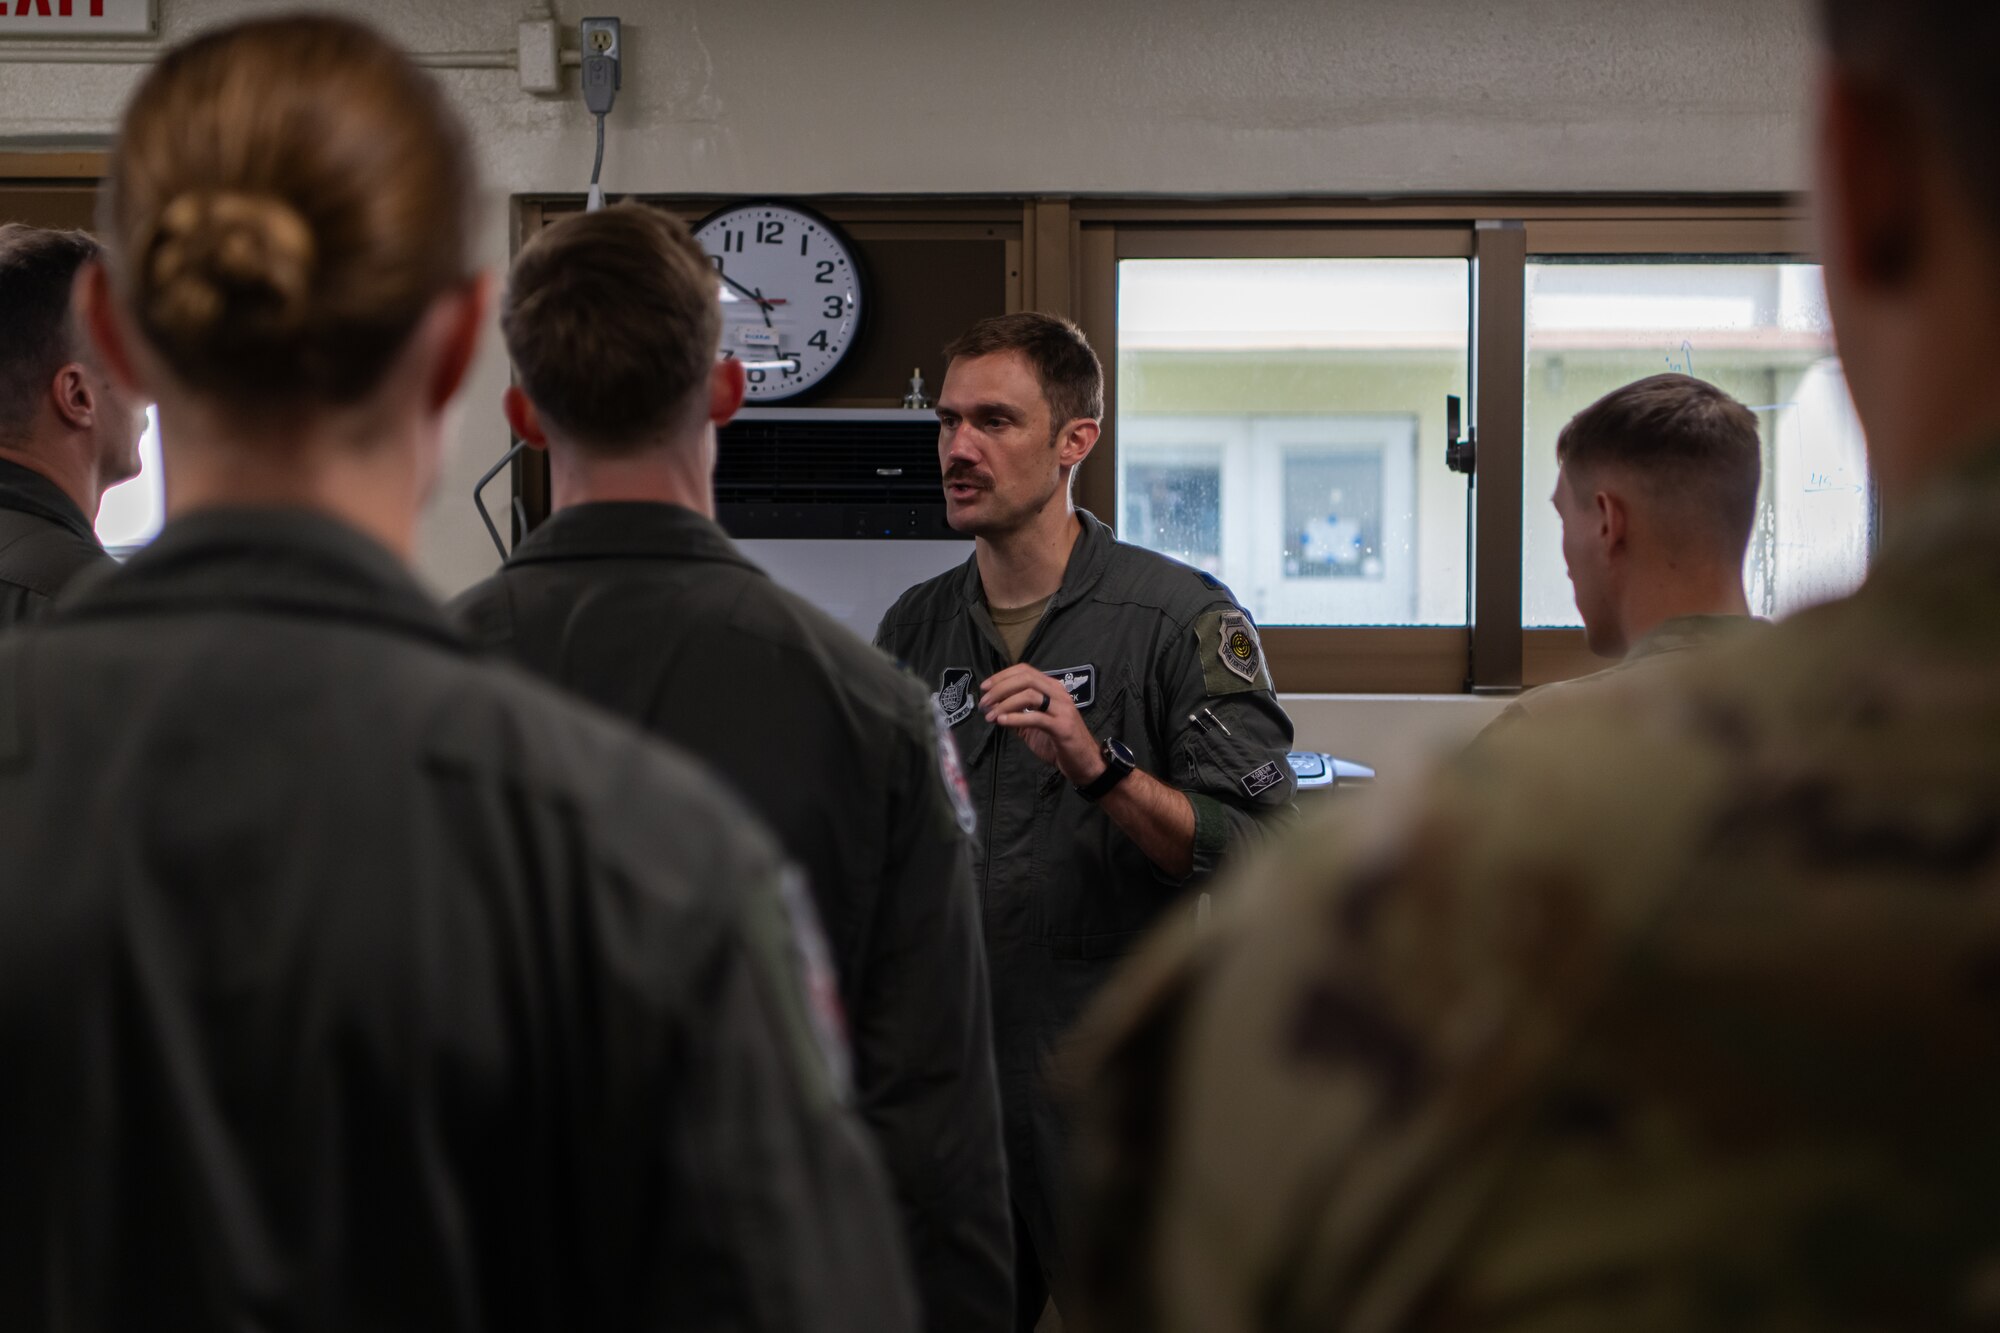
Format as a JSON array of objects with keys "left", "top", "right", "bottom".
[{"left": 1069, "top": 669, "right": 2000, "bottom": 1333}]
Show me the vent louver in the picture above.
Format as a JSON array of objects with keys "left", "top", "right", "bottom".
[{"left": 716, "top": 410, "right": 958, "bottom": 540}]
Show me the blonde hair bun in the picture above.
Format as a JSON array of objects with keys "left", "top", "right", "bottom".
[
  {"left": 103, "top": 15, "right": 474, "bottom": 404},
  {"left": 144, "top": 189, "right": 317, "bottom": 343}
]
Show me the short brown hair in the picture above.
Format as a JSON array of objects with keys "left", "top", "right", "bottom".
[
  {"left": 1557, "top": 373, "right": 1762, "bottom": 559},
  {"left": 501, "top": 204, "right": 721, "bottom": 451},
  {"left": 99, "top": 15, "right": 476, "bottom": 408},
  {"left": 0, "top": 224, "right": 101, "bottom": 444},
  {"left": 1821, "top": 0, "right": 2000, "bottom": 238},
  {"left": 945, "top": 312, "right": 1104, "bottom": 430}
]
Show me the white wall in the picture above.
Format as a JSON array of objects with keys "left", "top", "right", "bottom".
[
  {"left": 1285, "top": 692, "right": 1507, "bottom": 791},
  {"left": 0, "top": 0, "right": 1813, "bottom": 772}
]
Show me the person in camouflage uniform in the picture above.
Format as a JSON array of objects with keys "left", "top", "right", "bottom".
[
  {"left": 1068, "top": 1, "right": 2000, "bottom": 1329},
  {"left": 1482, "top": 374, "right": 1768, "bottom": 741},
  {"left": 1488, "top": 370, "right": 1768, "bottom": 736}
]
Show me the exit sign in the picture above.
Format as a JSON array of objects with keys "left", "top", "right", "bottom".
[{"left": 3, "top": 0, "right": 155, "bottom": 36}]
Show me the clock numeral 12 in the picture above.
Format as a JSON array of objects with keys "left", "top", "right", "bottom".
[{"left": 756, "top": 220, "right": 785, "bottom": 245}]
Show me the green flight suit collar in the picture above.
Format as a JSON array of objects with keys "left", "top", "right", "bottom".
[
  {"left": 954, "top": 508, "right": 1117, "bottom": 663},
  {"left": 60, "top": 505, "right": 463, "bottom": 652},
  {"left": 505, "top": 500, "right": 763, "bottom": 573},
  {"left": 0, "top": 455, "right": 98, "bottom": 545},
  {"left": 955, "top": 506, "right": 1116, "bottom": 611}
]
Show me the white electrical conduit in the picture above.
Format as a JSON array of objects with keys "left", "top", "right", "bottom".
[{"left": 0, "top": 43, "right": 583, "bottom": 67}]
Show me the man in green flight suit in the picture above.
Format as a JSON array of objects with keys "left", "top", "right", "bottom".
[
  {"left": 452, "top": 203, "right": 1010, "bottom": 1333},
  {"left": 876, "top": 312, "right": 1297, "bottom": 1332},
  {"left": 0, "top": 225, "right": 149, "bottom": 627},
  {"left": 1068, "top": 2, "right": 2000, "bottom": 1330}
]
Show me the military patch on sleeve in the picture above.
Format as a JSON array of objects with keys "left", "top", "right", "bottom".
[
  {"left": 931, "top": 698, "right": 980, "bottom": 837},
  {"left": 1218, "top": 612, "right": 1259, "bottom": 682},
  {"left": 776, "top": 866, "right": 854, "bottom": 1101},
  {"left": 935, "top": 667, "right": 975, "bottom": 726},
  {"left": 1240, "top": 759, "right": 1286, "bottom": 798},
  {"left": 1196, "top": 607, "right": 1273, "bottom": 695}
]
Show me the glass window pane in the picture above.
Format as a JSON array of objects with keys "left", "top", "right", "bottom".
[
  {"left": 1123, "top": 458, "right": 1221, "bottom": 570},
  {"left": 96, "top": 405, "right": 163, "bottom": 556},
  {"left": 1284, "top": 453, "right": 1384, "bottom": 579},
  {"left": 1523, "top": 261, "right": 1871, "bottom": 628},
  {"left": 1117, "top": 257, "right": 1470, "bottom": 627}
]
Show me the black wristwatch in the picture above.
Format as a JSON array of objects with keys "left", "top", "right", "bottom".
[{"left": 1076, "top": 736, "right": 1137, "bottom": 802}]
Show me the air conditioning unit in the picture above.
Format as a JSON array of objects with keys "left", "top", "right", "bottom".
[
  {"left": 717, "top": 407, "right": 955, "bottom": 540},
  {"left": 718, "top": 407, "right": 971, "bottom": 641}
]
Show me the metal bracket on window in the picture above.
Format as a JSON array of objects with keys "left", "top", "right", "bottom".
[{"left": 1445, "top": 394, "right": 1475, "bottom": 475}]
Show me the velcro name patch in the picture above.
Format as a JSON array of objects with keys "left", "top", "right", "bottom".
[
  {"left": 1043, "top": 663, "right": 1096, "bottom": 710},
  {"left": 1241, "top": 759, "right": 1286, "bottom": 798}
]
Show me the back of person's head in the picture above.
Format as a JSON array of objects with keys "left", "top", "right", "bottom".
[
  {"left": 502, "top": 203, "right": 721, "bottom": 451},
  {"left": 0, "top": 224, "right": 102, "bottom": 446},
  {"left": 945, "top": 312, "right": 1105, "bottom": 431},
  {"left": 1557, "top": 373, "right": 1762, "bottom": 563},
  {"left": 97, "top": 14, "right": 476, "bottom": 413},
  {"left": 1821, "top": 0, "right": 2000, "bottom": 244}
]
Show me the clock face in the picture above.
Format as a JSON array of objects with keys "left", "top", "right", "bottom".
[{"left": 692, "top": 203, "right": 862, "bottom": 402}]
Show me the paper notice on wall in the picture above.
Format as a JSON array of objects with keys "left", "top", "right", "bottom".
[{"left": 1, "top": 0, "right": 154, "bottom": 37}]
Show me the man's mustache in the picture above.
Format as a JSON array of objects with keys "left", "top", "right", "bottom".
[{"left": 943, "top": 467, "right": 990, "bottom": 488}]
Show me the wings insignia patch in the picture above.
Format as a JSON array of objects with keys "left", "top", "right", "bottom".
[{"left": 1044, "top": 663, "right": 1096, "bottom": 710}]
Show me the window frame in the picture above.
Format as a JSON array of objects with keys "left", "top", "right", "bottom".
[
  {"left": 1064, "top": 198, "right": 1815, "bottom": 693},
  {"left": 1516, "top": 215, "right": 1825, "bottom": 685},
  {"left": 6, "top": 166, "right": 1830, "bottom": 692},
  {"left": 1073, "top": 221, "right": 1488, "bottom": 693}
]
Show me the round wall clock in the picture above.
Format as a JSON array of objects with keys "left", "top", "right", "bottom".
[{"left": 692, "top": 201, "right": 863, "bottom": 402}]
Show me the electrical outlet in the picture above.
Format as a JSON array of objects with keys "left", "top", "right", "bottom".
[
  {"left": 579, "top": 16, "right": 621, "bottom": 115},
  {"left": 580, "top": 16, "right": 620, "bottom": 61}
]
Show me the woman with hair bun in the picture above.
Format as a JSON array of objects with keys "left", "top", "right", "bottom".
[{"left": 0, "top": 16, "right": 916, "bottom": 1332}]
